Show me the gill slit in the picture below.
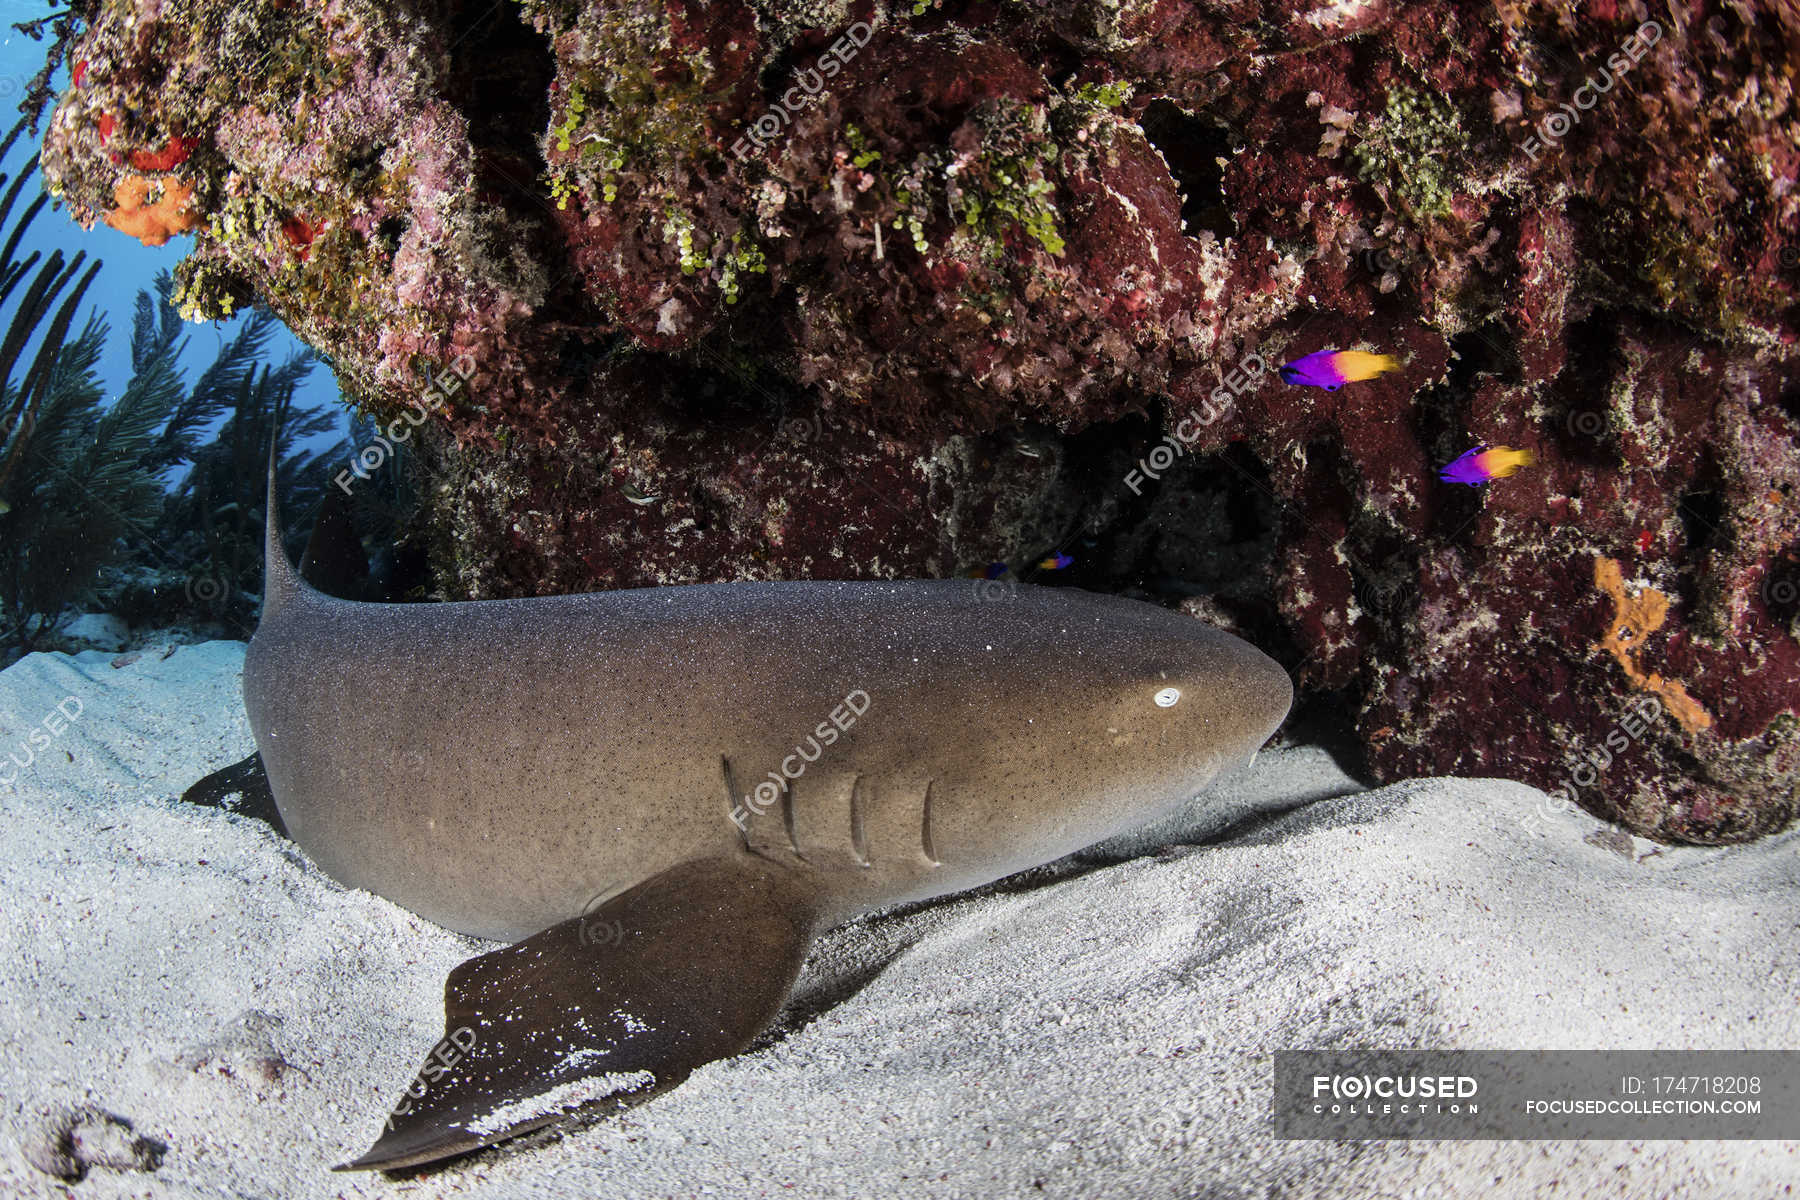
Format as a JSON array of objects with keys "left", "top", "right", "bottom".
[
  {"left": 783, "top": 780, "right": 804, "bottom": 859},
  {"left": 922, "top": 778, "right": 940, "bottom": 865},
  {"left": 850, "top": 774, "right": 869, "bottom": 867},
  {"left": 721, "top": 756, "right": 748, "bottom": 850}
]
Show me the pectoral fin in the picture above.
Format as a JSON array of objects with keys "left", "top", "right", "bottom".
[
  {"left": 338, "top": 855, "right": 818, "bottom": 1172},
  {"left": 179, "top": 752, "right": 288, "bottom": 837}
]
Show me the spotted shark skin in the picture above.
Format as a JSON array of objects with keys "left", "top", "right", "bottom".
[{"left": 240, "top": 462, "right": 1292, "bottom": 1172}]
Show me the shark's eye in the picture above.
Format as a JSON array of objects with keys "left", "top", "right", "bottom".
[{"left": 1153, "top": 687, "right": 1181, "bottom": 708}]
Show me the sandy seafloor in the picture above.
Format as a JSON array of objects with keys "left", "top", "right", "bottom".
[{"left": 0, "top": 641, "right": 1795, "bottom": 1199}]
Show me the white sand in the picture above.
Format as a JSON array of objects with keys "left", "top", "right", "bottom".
[{"left": 0, "top": 642, "right": 1795, "bottom": 1198}]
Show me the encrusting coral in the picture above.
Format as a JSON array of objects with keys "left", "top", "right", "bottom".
[{"left": 36, "top": 0, "right": 1800, "bottom": 843}]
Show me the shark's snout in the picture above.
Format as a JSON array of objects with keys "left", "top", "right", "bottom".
[
  {"left": 1131, "top": 617, "right": 1294, "bottom": 796},
  {"left": 1007, "top": 599, "right": 1294, "bottom": 845}
]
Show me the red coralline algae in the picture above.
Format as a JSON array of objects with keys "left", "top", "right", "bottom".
[
  {"left": 281, "top": 215, "right": 320, "bottom": 258},
  {"left": 128, "top": 135, "right": 199, "bottom": 172},
  {"left": 35, "top": 0, "right": 1800, "bottom": 843}
]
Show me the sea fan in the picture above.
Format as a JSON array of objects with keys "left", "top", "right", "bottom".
[
  {"left": 0, "top": 110, "right": 340, "bottom": 652},
  {"left": 0, "top": 111, "right": 142, "bottom": 654}
]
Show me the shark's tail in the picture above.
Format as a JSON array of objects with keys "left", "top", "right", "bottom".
[{"left": 262, "top": 405, "right": 304, "bottom": 619}]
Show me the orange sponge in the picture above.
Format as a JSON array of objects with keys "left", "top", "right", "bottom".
[{"left": 103, "top": 174, "right": 201, "bottom": 246}]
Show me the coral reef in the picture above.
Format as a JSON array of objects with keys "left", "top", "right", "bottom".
[{"left": 36, "top": 0, "right": 1800, "bottom": 842}]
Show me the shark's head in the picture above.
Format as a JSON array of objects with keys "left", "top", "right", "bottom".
[
  {"left": 894, "top": 586, "right": 1294, "bottom": 894},
  {"left": 1051, "top": 590, "right": 1291, "bottom": 808}
]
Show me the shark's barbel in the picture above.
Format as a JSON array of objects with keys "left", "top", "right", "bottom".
[{"left": 242, "top": 469, "right": 1291, "bottom": 1171}]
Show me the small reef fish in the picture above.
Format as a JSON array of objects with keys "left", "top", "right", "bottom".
[
  {"left": 620, "top": 483, "right": 659, "bottom": 506},
  {"left": 1279, "top": 350, "right": 1400, "bottom": 390},
  {"left": 1439, "top": 444, "right": 1535, "bottom": 486},
  {"left": 1037, "top": 553, "right": 1073, "bottom": 571},
  {"left": 965, "top": 562, "right": 1010, "bottom": 580}
]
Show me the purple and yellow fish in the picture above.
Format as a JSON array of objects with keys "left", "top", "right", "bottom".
[
  {"left": 965, "top": 561, "right": 1011, "bottom": 580},
  {"left": 1439, "top": 444, "right": 1535, "bottom": 486},
  {"left": 1279, "top": 350, "right": 1401, "bottom": 390},
  {"left": 1037, "top": 553, "right": 1073, "bottom": 571}
]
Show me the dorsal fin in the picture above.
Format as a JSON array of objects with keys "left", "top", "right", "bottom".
[{"left": 261, "top": 412, "right": 304, "bottom": 620}]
